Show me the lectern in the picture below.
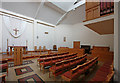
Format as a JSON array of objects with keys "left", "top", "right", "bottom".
[
  {"left": 8, "top": 46, "right": 27, "bottom": 55},
  {"left": 14, "top": 46, "right": 23, "bottom": 66}
]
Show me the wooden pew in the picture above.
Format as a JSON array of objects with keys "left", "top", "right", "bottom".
[
  {"left": 61, "top": 57, "right": 98, "bottom": 82},
  {"left": 91, "top": 46, "right": 114, "bottom": 62},
  {"left": 90, "top": 62, "right": 114, "bottom": 82},
  {"left": 39, "top": 53, "right": 78, "bottom": 73},
  {"left": 49, "top": 55, "right": 87, "bottom": 80}
]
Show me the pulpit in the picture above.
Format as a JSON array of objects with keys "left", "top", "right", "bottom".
[
  {"left": 8, "top": 46, "right": 27, "bottom": 55},
  {"left": 14, "top": 46, "right": 23, "bottom": 66}
]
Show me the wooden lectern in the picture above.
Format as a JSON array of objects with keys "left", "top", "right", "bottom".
[
  {"left": 14, "top": 46, "right": 23, "bottom": 66},
  {"left": 8, "top": 46, "right": 27, "bottom": 55}
]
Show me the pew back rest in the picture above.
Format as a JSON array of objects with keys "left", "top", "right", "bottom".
[
  {"left": 0, "top": 59, "right": 8, "bottom": 64},
  {"left": 75, "top": 54, "right": 87, "bottom": 61},
  {"left": 56, "top": 61, "right": 63, "bottom": 66},
  {"left": 63, "top": 60, "right": 70, "bottom": 64},
  {"left": 52, "top": 57, "right": 58, "bottom": 60},
  {"left": 71, "top": 65, "right": 83, "bottom": 74},
  {"left": 43, "top": 58, "right": 51, "bottom": 62},
  {"left": 40, "top": 55, "right": 47, "bottom": 58},
  {"left": 70, "top": 59, "right": 76, "bottom": 63}
]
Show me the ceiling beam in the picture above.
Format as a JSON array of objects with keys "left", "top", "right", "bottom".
[
  {"left": 34, "top": 0, "right": 45, "bottom": 19},
  {"left": 56, "top": 12, "right": 69, "bottom": 26}
]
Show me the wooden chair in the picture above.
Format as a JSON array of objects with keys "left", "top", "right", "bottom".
[
  {"left": 43, "top": 46, "right": 47, "bottom": 52},
  {"left": 39, "top": 46, "right": 42, "bottom": 54},
  {"left": 34, "top": 46, "right": 37, "bottom": 52},
  {"left": 53, "top": 45, "right": 57, "bottom": 51},
  {"left": 0, "top": 59, "right": 8, "bottom": 76}
]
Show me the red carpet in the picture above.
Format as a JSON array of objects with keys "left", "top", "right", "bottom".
[
  {"left": 15, "top": 66, "right": 33, "bottom": 76},
  {"left": 18, "top": 74, "right": 44, "bottom": 83}
]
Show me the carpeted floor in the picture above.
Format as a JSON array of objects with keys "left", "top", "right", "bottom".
[{"left": 3, "top": 58, "right": 104, "bottom": 82}]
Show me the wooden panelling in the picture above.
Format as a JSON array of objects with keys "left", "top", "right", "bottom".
[
  {"left": 91, "top": 46, "right": 114, "bottom": 62},
  {"left": 86, "top": 5, "right": 100, "bottom": 20},
  {"left": 85, "top": 0, "right": 100, "bottom": 21},
  {"left": 86, "top": 9, "right": 93, "bottom": 20},
  {"left": 86, "top": 2, "right": 100, "bottom": 10},
  {"left": 93, "top": 6, "right": 100, "bottom": 18},
  {"left": 85, "top": 0, "right": 114, "bottom": 21},
  {"left": 58, "top": 47, "right": 85, "bottom": 57},
  {"left": 73, "top": 41, "right": 80, "bottom": 49}
]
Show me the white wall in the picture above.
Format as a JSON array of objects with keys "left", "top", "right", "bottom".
[
  {"left": 55, "top": 23, "right": 114, "bottom": 51},
  {"left": 34, "top": 22, "right": 55, "bottom": 49},
  {"left": 1, "top": 15, "right": 114, "bottom": 52},
  {"left": 2, "top": 16, "right": 34, "bottom": 51},
  {"left": 1, "top": 6, "right": 114, "bottom": 52}
]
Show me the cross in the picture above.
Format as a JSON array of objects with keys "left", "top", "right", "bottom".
[{"left": 13, "top": 28, "right": 19, "bottom": 35}]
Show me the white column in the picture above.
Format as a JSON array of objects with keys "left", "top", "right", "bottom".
[
  {"left": 0, "top": 14, "right": 2, "bottom": 52},
  {"left": 33, "top": 20, "right": 38, "bottom": 48},
  {"left": 114, "top": 1, "right": 120, "bottom": 81}
]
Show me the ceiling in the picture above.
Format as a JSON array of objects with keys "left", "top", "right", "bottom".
[
  {"left": 85, "top": 19, "right": 114, "bottom": 35},
  {"left": 1, "top": 0, "right": 85, "bottom": 25}
]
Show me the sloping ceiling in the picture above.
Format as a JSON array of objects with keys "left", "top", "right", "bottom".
[
  {"left": 1, "top": 1, "right": 85, "bottom": 25},
  {"left": 61, "top": 4, "right": 85, "bottom": 25},
  {"left": 85, "top": 19, "right": 114, "bottom": 35},
  {"left": 36, "top": 2, "right": 64, "bottom": 25},
  {"left": 2, "top": 2, "right": 40, "bottom": 18}
]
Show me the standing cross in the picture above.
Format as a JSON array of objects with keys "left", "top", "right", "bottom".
[{"left": 13, "top": 28, "right": 19, "bottom": 35}]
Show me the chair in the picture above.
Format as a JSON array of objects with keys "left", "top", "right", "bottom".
[
  {"left": 53, "top": 45, "right": 57, "bottom": 51},
  {"left": 0, "top": 59, "right": 8, "bottom": 76},
  {"left": 39, "top": 46, "right": 42, "bottom": 54},
  {"left": 43, "top": 46, "right": 47, "bottom": 52},
  {"left": 34, "top": 46, "right": 37, "bottom": 52}
]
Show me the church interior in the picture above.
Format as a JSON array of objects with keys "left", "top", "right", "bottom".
[{"left": 0, "top": 0, "right": 119, "bottom": 82}]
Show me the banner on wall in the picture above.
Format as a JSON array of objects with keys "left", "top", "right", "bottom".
[{"left": 3, "top": 16, "right": 26, "bottom": 38}]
